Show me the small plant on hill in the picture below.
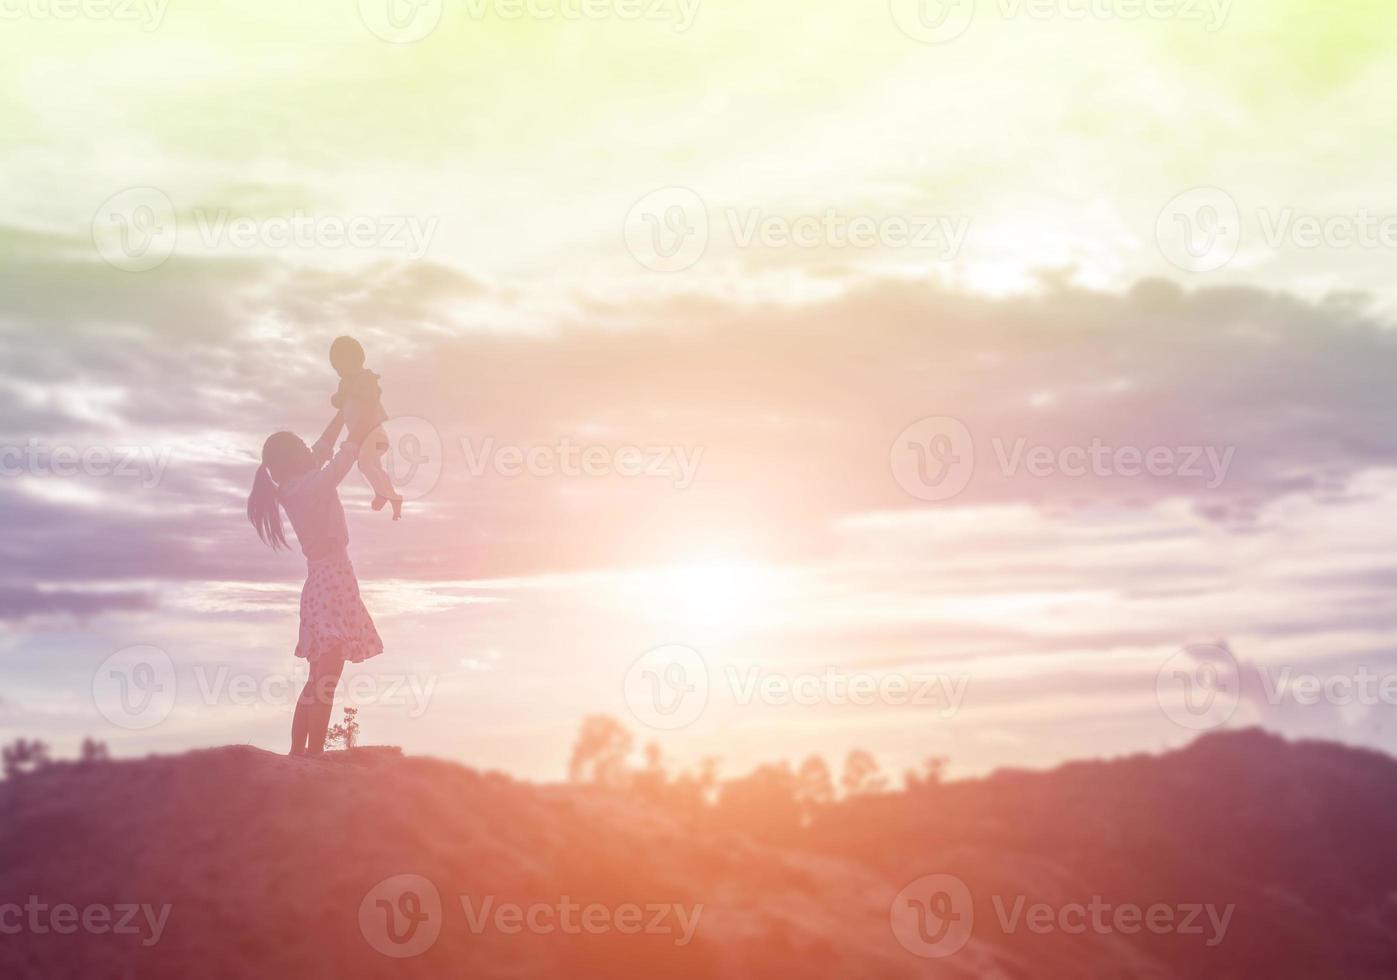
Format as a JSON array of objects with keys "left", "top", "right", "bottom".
[{"left": 325, "top": 707, "right": 360, "bottom": 750}]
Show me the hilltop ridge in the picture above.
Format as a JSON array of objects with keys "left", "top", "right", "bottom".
[{"left": 2, "top": 730, "right": 1394, "bottom": 979}]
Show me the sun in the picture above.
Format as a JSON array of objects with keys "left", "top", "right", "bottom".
[{"left": 627, "top": 553, "right": 779, "bottom": 634}]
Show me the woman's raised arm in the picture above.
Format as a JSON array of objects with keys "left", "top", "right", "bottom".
[
  {"left": 310, "top": 412, "right": 346, "bottom": 464},
  {"left": 306, "top": 412, "right": 362, "bottom": 491}
]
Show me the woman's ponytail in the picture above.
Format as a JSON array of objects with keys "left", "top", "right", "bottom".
[{"left": 247, "top": 463, "right": 289, "bottom": 551}]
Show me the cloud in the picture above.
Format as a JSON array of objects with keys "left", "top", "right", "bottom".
[
  {"left": 0, "top": 587, "right": 156, "bottom": 622},
  {"left": 5, "top": 228, "right": 1397, "bottom": 595}
]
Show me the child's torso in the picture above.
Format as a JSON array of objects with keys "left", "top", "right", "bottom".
[{"left": 337, "top": 368, "right": 389, "bottom": 426}]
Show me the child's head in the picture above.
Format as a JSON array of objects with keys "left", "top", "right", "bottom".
[
  {"left": 329, "top": 336, "right": 366, "bottom": 377},
  {"left": 247, "top": 431, "right": 314, "bottom": 551}
]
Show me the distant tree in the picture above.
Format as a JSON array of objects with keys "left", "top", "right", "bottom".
[
  {"left": 795, "top": 755, "right": 834, "bottom": 823},
  {"left": 660, "top": 756, "right": 720, "bottom": 815},
  {"left": 326, "top": 707, "right": 360, "bottom": 750},
  {"left": 716, "top": 762, "right": 802, "bottom": 837},
  {"left": 79, "top": 738, "right": 110, "bottom": 764},
  {"left": 2, "top": 739, "right": 50, "bottom": 779},
  {"left": 631, "top": 740, "right": 669, "bottom": 800},
  {"left": 695, "top": 756, "right": 720, "bottom": 796},
  {"left": 903, "top": 756, "right": 947, "bottom": 792},
  {"left": 568, "top": 715, "right": 633, "bottom": 787},
  {"left": 840, "top": 749, "right": 887, "bottom": 797},
  {"left": 643, "top": 740, "right": 663, "bottom": 773}
]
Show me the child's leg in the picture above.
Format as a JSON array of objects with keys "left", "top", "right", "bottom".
[{"left": 357, "top": 425, "right": 403, "bottom": 519}]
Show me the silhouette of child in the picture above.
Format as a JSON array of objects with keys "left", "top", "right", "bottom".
[{"left": 329, "top": 336, "right": 402, "bottom": 520}]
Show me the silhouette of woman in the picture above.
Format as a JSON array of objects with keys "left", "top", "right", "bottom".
[{"left": 246, "top": 412, "right": 385, "bottom": 755}]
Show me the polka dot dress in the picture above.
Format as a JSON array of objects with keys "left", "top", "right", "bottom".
[{"left": 294, "top": 554, "right": 384, "bottom": 664}]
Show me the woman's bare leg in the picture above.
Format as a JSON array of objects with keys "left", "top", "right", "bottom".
[
  {"left": 290, "top": 676, "right": 314, "bottom": 756},
  {"left": 305, "top": 653, "right": 347, "bottom": 755}
]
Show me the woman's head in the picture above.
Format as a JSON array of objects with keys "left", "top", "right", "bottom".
[{"left": 247, "top": 431, "right": 312, "bottom": 551}]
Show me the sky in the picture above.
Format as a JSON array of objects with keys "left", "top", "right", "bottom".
[{"left": 3, "top": 0, "right": 1397, "bottom": 783}]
